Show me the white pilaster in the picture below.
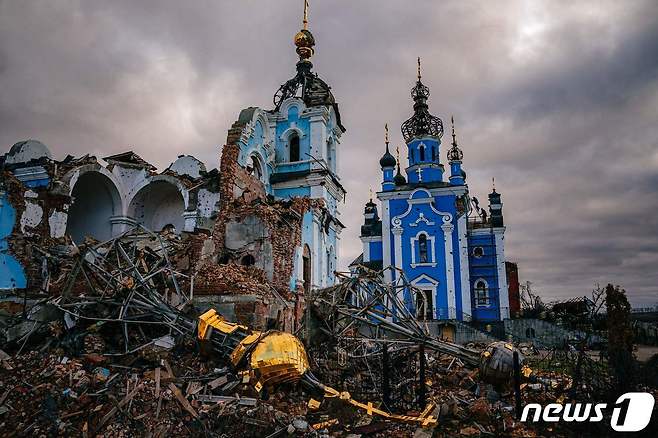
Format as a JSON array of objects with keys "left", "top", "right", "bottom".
[
  {"left": 441, "top": 219, "right": 456, "bottom": 319},
  {"left": 392, "top": 225, "right": 404, "bottom": 308},
  {"left": 494, "top": 228, "right": 509, "bottom": 320},
  {"left": 458, "top": 214, "right": 471, "bottom": 321},
  {"left": 182, "top": 211, "right": 197, "bottom": 232},
  {"left": 381, "top": 198, "right": 392, "bottom": 283},
  {"left": 312, "top": 215, "right": 320, "bottom": 289},
  {"left": 362, "top": 238, "right": 370, "bottom": 262}
]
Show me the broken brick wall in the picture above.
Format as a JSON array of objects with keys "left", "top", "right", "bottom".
[
  {"left": 205, "top": 119, "right": 323, "bottom": 297},
  {"left": 3, "top": 170, "right": 71, "bottom": 291},
  {"left": 190, "top": 118, "right": 324, "bottom": 330}
]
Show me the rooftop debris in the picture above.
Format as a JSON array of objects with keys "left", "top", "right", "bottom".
[{"left": 1, "top": 232, "right": 656, "bottom": 436}]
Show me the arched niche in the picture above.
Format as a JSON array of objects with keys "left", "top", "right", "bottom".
[
  {"left": 128, "top": 180, "right": 185, "bottom": 233},
  {"left": 66, "top": 171, "right": 122, "bottom": 243}
]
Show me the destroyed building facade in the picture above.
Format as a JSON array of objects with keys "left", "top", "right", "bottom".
[
  {"left": 353, "top": 63, "right": 510, "bottom": 322},
  {"left": 0, "top": 14, "right": 345, "bottom": 320}
]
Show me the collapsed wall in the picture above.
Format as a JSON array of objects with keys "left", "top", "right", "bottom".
[{"left": 190, "top": 118, "right": 323, "bottom": 330}]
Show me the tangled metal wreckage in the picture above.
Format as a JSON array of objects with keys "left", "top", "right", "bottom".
[{"left": 0, "top": 224, "right": 562, "bottom": 436}]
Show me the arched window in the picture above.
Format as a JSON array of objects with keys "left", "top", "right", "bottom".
[
  {"left": 290, "top": 134, "right": 300, "bottom": 162},
  {"left": 431, "top": 146, "right": 436, "bottom": 161},
  {"left": 241, "top": 254, "right": 255, "bottom": 266},
  {"left": 302, "top": 244, "right": 311, "bottom": 293},
  {"left": 326, "top": 138, "right": 335, "bottom": 173},
  {"left": 326, "top": 249, "right": 333, "bottom": 278},
  {"left": 418, "top": 234, "right": 429, "bottom": 263},
  {"left": 249, "top": 155, "right": 263, "bottom": 181},
  {"left": 475, "top": 279, "right": 489, "bottom": 306},
  {"left": 419, "top": 144, "right": 425, "bottom": 161}
]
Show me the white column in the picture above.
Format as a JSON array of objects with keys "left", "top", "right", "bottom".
[
  {"left": 312, "top": 215, "right": 320, "bottom": 289},
  {"left": 381, "top": 199, "right": 392, "bottom": 283},
  {"left": 392, "top": 227, "right": 403, "bottom": 273},
  {"left": 295, "top": 246, "right": 304, "bottom": 289},
  {"left": 441, "top": 218, "right": 456, "bottom": 319},
  {"left": 362, "top": 238, "right": 370, "bottom": 262},
  {"left": 458, "top": 214, "right": 471, "bottom": 321},
  {"left": 494, "top": 229, "right": 510, "bottom": 320},
  {"left": 392, "top": 226, "right": 404, "bottom": 313},
  {"left": 182, "top": 211, "right": 197, "bottom": 232}
]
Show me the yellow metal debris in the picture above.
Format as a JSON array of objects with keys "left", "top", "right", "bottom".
[
  {"left": 312, "top": 418, "right": 339, "bottom": 430},
  {"left": 197, "top": 309, "right": 249, "bottom": 339},
  {"left": 307, "top": 398, "right": 321, "bottom": 410},
  {"left": 249, "top": 331, "right": 310, "bottom": 388}
]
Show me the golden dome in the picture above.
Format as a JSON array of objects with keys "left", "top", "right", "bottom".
[{"left": 294, "top": 29, "right": 315, "bottom": 60}]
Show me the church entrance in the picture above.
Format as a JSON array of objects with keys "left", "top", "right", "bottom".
[{"left": 415, "top": 289, "right": 434, "bottom": 320}]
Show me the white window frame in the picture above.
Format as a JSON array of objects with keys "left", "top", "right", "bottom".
[
  {"left": 410, "top": 231, "right": 436, "bottom": 267},
  {"left": 474, "top": 278, "right": 490, "bottom": 308}
]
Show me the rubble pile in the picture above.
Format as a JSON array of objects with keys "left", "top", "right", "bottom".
[
  {"left": 193, "top": 263, "right": 273, "bottom": 296},
  {"left": 0, "top": 345, "right": 318, "bottom": 437},
  {"left": 2, "top": 229, "right": 656, "bottom": 436}
]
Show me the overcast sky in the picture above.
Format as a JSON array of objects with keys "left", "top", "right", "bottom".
[{"left": 1, "top": 1, "right": 657, "bottom": 306}]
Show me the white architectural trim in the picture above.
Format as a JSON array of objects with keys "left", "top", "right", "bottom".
[
  {"left": 271, "top": 169, "right": 346, "bottom": 199},
  {"left": 411, "top": 274, "right": 439, "bottom": 319},
  {"left": 392, "top": 226, "right": 403, "bottom": 279},
  {"left": 360, "top": 236, "right": 382, "bottom": 242},
  {"left": 362, "top": 238, "right": 370, "bottom": 262},
  {"left": 409, "top": 212, "right": 434, "bottom": 227},
  {"left": 274, "top": 98, "right": 305, "bottom": 121},
  {"left": 474, "top": 278, "right": 491, "bottom": 308},
  {"left": 442, "top": 220, "right": 456, "bottom": 319},
  {"left": 469, "top": 226, "right": 506, "bottom": 236},
  {"left": 381, "top": 198, "right": 392, "bottom": 284},
  {"left": 378, "top": 185, "right": 467, "bottom": 201},
  {"left": 279, "top": 125, "right": 307, "bottom": 141},
  {"left": 390, "top": 189, "right": 452, "bottom": 226},
  {"left": 410, "top": 273, "right": 439, "bottom": 286},
  {"left": 410, "top": 231, "right": 437, "bottom": 268},
  {"left": 312, "top": 215, "right": 320, "bottom": 289},
  {"left": 457, "top": 214, "right": 472, "bottom": 321},
  {"left": 494, "top": 229, "right": 510, "bottom": 319}
]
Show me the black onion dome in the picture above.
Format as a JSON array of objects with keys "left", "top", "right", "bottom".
[
  {"left": 379, "top": 145, "right": 396, "bottom": 168},
  {"left": 401, "top": 78, "right": 443, "bottom": 143},
  {"left": 394, "top": 167, "right": 406, "bottom": 185}
]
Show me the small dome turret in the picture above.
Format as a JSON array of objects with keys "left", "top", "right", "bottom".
[{"left": 379, "top": 123, "right": 396, "bottom": 168}]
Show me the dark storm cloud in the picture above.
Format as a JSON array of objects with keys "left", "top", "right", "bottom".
[{"left": 1, "top": 1, "right": 657, "bottom": 305}]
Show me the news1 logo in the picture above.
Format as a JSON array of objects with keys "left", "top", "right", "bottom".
[{"left": 521, "top": 392, "right": 655, "bottom": 432}]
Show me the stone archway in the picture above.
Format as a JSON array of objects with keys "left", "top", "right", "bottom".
[
  {"left": 66, "top": 171, "right": 121, "bottom": 243},
  {"left": 128, "top": 181, "right": 185, "bottom": 233}
]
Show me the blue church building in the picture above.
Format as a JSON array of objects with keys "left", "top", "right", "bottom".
[{"left": 354, "top": 63, "right": 510, "bottom": 322}]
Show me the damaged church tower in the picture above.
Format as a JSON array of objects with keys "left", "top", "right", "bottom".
[
  {"left": 0, "top": 2, "right": 345, "bottom": 331},
  {"left": 211, "top": 1, "right": 345, "bottom": 298}
]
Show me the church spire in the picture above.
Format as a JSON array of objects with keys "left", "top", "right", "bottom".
[
  {"left": 294, "top": 0, "right": 315, "bottom": 62},
  {"left": 394, "top": 146, "right": 406, "bottom": 185},
  {"left": 379, "top": 123, "right": 396, "bottom": 168},
  {"left": 273, "top": 0, "right": 344, "bottom": 131},
  {"left": 302, "top": 0, "right": 309, "bottom": 30},
  {"left": 401, "top": 57, "right": 444, "bottom": 143},
  {"left": 447, "top": 116, "right": 464, "bottom": 162}
]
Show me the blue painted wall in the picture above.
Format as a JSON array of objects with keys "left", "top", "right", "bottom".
[
  {"left": 0, "top": 193, "right": 27, "bottom": 289},
  {"left": 467, "top": 232, "right": 501, "bottom": 321}
]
